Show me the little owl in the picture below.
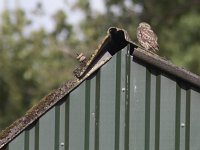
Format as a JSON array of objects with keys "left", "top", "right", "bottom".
[{"left": 137, "top": 22, "right": 159, "bottom": 52}]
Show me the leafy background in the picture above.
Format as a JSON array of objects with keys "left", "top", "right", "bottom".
[{"left": 0, "top": 0, "right": 200, "bottom": 130}]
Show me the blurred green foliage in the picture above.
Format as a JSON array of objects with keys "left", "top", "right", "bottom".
[
  {"left": 0, "top": 8, "right": 77, "bottom": 130},
  {"left": 0, "top": 0, "right": 200, "bottom": 130}
]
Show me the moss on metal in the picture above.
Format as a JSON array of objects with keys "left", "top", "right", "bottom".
[
  {"left": 0, "top": 78, "right": 80, "bottom": 148},
  {"left": 1, "top": 26, "right": 200, "bottom": 149},
  {"left": 0, "top": 27, "right": 136, "bottom": 148}
]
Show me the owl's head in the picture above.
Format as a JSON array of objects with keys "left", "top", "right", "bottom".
[{"left": 138, "top": 22, "right": 151, "bottom": 29}]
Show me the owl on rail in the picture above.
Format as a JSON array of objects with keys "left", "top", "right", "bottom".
[{"left": 137, "top": 22, "right": 159, "bottom": 52}]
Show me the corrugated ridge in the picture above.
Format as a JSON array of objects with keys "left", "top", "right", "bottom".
[{"left": 133, "top": 48, "right": 200, "bottom": 89}]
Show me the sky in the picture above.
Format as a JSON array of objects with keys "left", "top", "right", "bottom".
[{"left": 0, "top": 0, "right": 106, "bottom": 32}]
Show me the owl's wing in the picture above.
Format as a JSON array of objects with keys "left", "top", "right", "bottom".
[{"left": 144, "top": 28, "right": 159, "bottom": 50}]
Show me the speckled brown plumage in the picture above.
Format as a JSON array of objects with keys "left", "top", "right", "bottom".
[{"left": 137, "top": 22, "right": 159, "bottom": 52}]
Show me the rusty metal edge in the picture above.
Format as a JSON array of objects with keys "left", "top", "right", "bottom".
[
  {"left": 0, "top": 27, "right": 136, "bottom": 149},
  {"left": 1, "top": 27, "right": 200, "bottom": 149},
  {"left": 0, "top": 78, "right": 78, "bottom": 149},
  {"left": 132, "top": 48, "right": 200, "bottom": 88}
]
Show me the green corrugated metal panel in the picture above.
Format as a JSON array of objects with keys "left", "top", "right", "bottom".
[
  {"left": 4, "top": 46, "right": 200, "bottom": 150},
  {"left": 190, "top": 90, "right": 200, "bottom": 149},
  {"left": 9, "top": 131, "right": 25, "bottom": 150}
]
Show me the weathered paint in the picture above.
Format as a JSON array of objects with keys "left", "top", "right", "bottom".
[{"left": 3, "top": 46, "right": 200, "bottom": 150}]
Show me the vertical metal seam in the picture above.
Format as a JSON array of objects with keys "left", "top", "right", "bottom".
[
  {"left": 24, "top": 130, "right": 29, "bottom": 150},
  {"left": 35, "top": 121, "right": 39, "bottom": 150},
  {"left": 55, "top": 105, "right": 60, "bottom": 150},
  {"left": 65, "top": 96, "right": 70, "bottom": 150},
  {"left": 185, "top": 89, "right": 191, "bottom": 150},
  {"left": 125, "top": 46, "right": 131, "bottom": 150},
  {"left": 155, "top": 75, "right": 161, "bottom": 150},
  {"left": 84, "top": 80, "right": 91, "bottom": 150},
  {"left": 145, "top": 68, "right": 151, "bottom": 150},
  {"left": 175, "top": 84, "right": 181, "bottom": 150},
  {"left": 5, "top": 144, "right": 9, "bottom": 150},
  {"left": 95, "top": 70, "right": 101, "bottom": 150},
  {"left": 115, "top": 51, "right": 122, "bottom": 150}
]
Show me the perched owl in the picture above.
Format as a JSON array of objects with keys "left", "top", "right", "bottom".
[{"left": 137, "top": 22, "right": 159, "bottom": 52}]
